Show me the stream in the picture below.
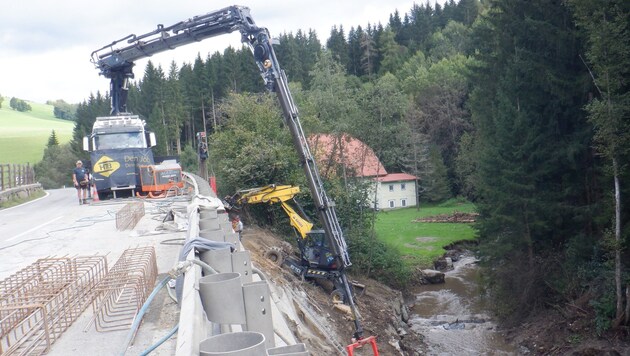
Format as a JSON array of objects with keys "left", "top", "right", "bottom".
[{"left": 408, "top": 254, "right": 517, "bottom": 355}]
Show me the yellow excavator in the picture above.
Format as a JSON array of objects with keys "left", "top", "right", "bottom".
[{"left": 226, "top": 184, "right": 363, "bottom": 303}]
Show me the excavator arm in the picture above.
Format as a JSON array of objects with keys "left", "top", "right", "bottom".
[
  {"left": 92, "top": 5, "right": 365, "bottom": 341},
  {"left": 234, "top": 185, "right": 314, "bottom": 239}
]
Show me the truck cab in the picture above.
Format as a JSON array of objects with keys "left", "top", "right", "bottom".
[{"left": 83, "top": 115, "right": 157, "bottom": 198}]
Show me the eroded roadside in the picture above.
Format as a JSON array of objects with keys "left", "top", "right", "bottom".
[{"left": 241, "top": 226, "right": 429, "bottom": 355}]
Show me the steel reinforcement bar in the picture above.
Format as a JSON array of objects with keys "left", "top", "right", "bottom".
[{"left": 0, "top": 256, "right": 107, "bottom": 355}]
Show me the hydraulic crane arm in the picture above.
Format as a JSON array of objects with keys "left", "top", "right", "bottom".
[
  {"left": 92, "top": 5, "right": 363, "bottom": 340},
  {"left": 92, "top": 6, "right": 264, "bottom": 115},
  {"left": 234, "top": 185, "right": 314, "bottom": 239}
]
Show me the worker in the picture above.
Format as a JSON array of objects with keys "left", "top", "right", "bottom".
[
  {"left": 232, "top": 216, "right": 243, "bottom": 241},
  {"left": 72, "top": 160, "right": 89, "bottom": 205}
]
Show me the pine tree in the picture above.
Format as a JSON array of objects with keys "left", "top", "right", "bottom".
[
  {"left": 71, "top": 92, "right": 110, "bottom": 154},
  {"left": 47, "top": 130, "right": 59, "bottom": 148},
  {"left": 326, "top": 26, "right": 349, "bottom": 69},
  {"left": 469, "top": 0, "right": 595, "bottom": 320}
]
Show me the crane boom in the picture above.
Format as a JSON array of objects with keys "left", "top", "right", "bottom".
[{"left": 92, "top": 4, "right": 363, "bottom": 340}]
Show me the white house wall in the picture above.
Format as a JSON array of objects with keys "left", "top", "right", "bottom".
[{"left": 372, "top": 180, "right": 417, "bottom": 210}]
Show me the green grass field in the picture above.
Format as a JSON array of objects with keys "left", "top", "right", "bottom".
[
  {"left": 0, "top": 99, "right": 74, "bottom": 164},
  {"left": 375, "top": 199, "right": 477, "bottom": 267}
]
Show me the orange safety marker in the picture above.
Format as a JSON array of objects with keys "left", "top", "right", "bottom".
[
  {"left": 92, "top": 184, "right": 100, "bottom": 202},
  {"left": 346, "top": 336, "right": 379, "bottom": 356}
]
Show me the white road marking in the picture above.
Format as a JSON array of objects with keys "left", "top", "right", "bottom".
[{"left": 6, "top": 216, "right": 63, "bottom": 242}]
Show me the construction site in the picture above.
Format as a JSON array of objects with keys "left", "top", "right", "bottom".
[{"left": 0, "top": 174, "right": 425, "bottom": 356}]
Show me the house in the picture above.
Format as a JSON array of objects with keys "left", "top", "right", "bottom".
[
  {"left": 373, "top": 172, "right": 418, "bottom": 210},
  {"left": 308, "top": 133, "right": 417, "bottom": 210}
]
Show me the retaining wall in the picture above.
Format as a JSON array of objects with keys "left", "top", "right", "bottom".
[{"left": 0, "top": 184, "right": 43, "bottom": 204}]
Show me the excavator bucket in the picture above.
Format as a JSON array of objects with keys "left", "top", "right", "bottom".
[{"left": 346, "top": 335, "right": 379, "bottom": 356}]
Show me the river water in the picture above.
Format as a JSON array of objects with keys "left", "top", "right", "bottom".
[{"left": 408, "top": 255, "right": 517, "bottom": 355}]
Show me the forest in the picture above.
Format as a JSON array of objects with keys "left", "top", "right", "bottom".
[{"left": 38, "top": 0, "right": 629, "bottom": 336}]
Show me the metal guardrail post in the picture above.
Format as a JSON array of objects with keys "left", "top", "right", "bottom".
[
  {"left": 231, "top": 251, "right": 252, "bottom": 284},
  {"left": 242, "top": 281, "right": 274, "bottom": 349},
  {"left": 224, "top": 232, "right": 239, "bottom": 245}
]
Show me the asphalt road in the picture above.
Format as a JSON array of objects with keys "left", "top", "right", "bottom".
[{"left": 0, "top": 188, "right": 186, "bottom": 355}]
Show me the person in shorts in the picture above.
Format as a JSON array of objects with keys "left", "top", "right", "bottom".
[{"left": 73, "top": 160, "right": 89, "bottom": 205}]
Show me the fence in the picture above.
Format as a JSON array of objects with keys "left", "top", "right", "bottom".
[{"left": 0, "top": 164, "right": 35, "bottom": 191}]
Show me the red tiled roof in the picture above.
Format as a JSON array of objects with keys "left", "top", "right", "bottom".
[
  {"left": 375, "top": 173, "right": 417, "bottom": 182},
  {"left": 308, "top": 134, "right": 387, "bottom": 178}
]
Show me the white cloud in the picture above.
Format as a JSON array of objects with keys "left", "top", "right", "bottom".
[{"left": 0, "top": 0, "right": 442, "bottom": 104}]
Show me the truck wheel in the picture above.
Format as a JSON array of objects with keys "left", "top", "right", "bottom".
[{"left": 265, "top": 247, "right": 284, "bottom": 266}]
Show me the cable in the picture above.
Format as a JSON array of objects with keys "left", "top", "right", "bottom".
[
  {"left": 252, "top": 267, "right": 267, "bottom": 281},
  {"left": 188, "top": 258, "right": 217, "bottom": 275},
  {"left": 139, "top": 324, "right": 179, "bottom": 356},
  {"left": 0, "top": 211, "right": 117, "bottom": 251},
  {"left": 120, "top": 276, "right": 171, "bottom": 356},
  {"left": 160, "top": 238, "right": 186, "bottom": 246}
]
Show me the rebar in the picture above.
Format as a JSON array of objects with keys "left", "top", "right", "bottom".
[
  {"left": 116, "top": 201, "right": 145, "bottom": 230},
  {"left": 88, "top": 246, "right": 157, "bottom": 332},
  {"left": 0, "top": 256, "right": 107, "bottom": 355}
]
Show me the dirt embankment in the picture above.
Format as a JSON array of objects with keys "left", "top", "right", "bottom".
[
  {"left": 241, "top": 226, "right": 427, "bottom": 355},
  {"left": 501, "top": 304, "right": 630, "bottom": 355}
]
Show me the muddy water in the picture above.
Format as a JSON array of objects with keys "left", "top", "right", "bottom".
[{"left": 409, "top": 255, "right": 517, "bottom": 355}]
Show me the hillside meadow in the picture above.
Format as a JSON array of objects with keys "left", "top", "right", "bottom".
[{"left": 0, "top": 99, "right": 74, "bottom": 164}]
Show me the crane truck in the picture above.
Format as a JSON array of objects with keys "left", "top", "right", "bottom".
[{"left": 89, "top": 5, "right": 377, "bottom": 351}]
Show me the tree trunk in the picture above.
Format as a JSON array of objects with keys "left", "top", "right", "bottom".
[{"left": 613, "top": 158, "right": 623, "bottom": 322}]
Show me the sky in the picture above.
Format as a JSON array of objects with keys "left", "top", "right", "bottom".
[{"left": 0, "top": 0, "right": 442, "bottom": 105}]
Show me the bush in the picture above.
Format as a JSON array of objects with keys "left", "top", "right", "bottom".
[{"left": 9, "top": 97, "right": 32, "bottom": 112}]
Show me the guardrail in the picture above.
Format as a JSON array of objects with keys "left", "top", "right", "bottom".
[
  {"left": 177, "top": 173, "right": 306, "bottom": 355},
  {"left": 0, "top": 164, "right": 35, "bottom": 191}
]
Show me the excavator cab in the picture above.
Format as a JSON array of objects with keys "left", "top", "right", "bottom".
[{"left": 300, "top": 230, "right": 336, "bottom": 269}]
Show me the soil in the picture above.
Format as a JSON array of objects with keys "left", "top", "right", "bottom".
[
  {"left": 241, "top": 226, "right": 428, "bottom": 355},
  {"left": 502, "top": 305, "right": 630, "bottom": 355}
]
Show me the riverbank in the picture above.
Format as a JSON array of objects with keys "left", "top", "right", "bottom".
[{"left": 430, "top": 244, "right": 630, "bottom": 355}]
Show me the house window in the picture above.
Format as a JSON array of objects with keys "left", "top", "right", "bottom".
[
  {"left": 388, "top": 200, "right": 395, "bottom": 208},
  {"left": 401, "top": 199, "right": 407, "bottom": 207},
  {"left": 401, "top": 183, "right": 406, "bottom": 191},
  {"left": 388, "top": 184, "right": 394, "bottom": 192}
]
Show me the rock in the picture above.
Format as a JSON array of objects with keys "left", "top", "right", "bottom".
[
  {"left": 401, "top": 304, "right": 410, "bottom": 323},
  {"left": 434, "top": 257, "right": 454, "bottom": 271},
  {"left": 333, "top": 303, "right": 352, "bottom": 316},
  {"left": 421, "top": 269, "right": 445, "bottom": 284}
]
